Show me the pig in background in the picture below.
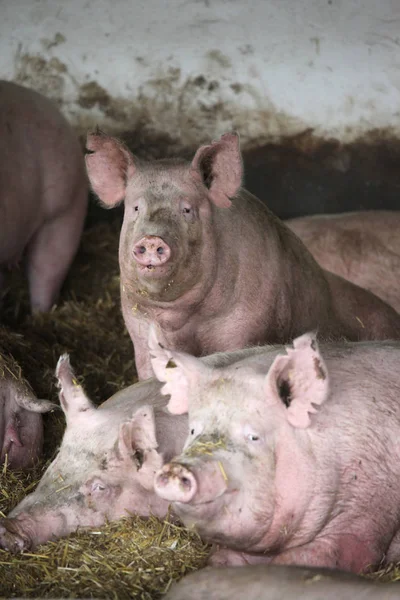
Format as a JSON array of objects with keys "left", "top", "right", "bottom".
[
  {"left": 153, "top": 332, "right": 400, "bottom": 574},
  {"left": 0, "top": 350, "right": 56, "bottom": 470},
  {"left": 0, "top": 80, "right": 88, "bottom": 313},
  {"left": 86, "top": 131, "right": 400, "bottom": 381},
  {"left": 165, "top": 565, "right": 400, "bottom": 600},
  {"left": 286, "top": 210, "right": 400, "bottom": 313},
  {"left": 0, "top": 343, "right": 269, "bottom": 552}
]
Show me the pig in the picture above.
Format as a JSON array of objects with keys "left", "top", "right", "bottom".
[
  {"left": 0, "top": 344, "right": 269, "bottom": 552},
  {"left": 286, "top": 210, "right": 400, "bottom": 313},
  {"left": 0, "top": 353, "right": 56, "bottom": 469},
  {"left": 152, "top": 332, "right": 400, "bottom": 573},
  {"left": 86, "top": 131, "right": 400, "bottom": 381},
  {"left": 165, "top": 565, "right": 400, "bottom": 600},
  {"left": 0, "top": 80, "right": 88, "bottom": 312}
]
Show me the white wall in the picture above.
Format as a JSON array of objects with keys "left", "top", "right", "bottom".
[{"left": 1, "top": 0, "right": 400, "bottom": 148}]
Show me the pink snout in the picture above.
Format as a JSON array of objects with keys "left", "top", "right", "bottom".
[
  {"left": 154, "top": 463, "right": 197, "bottom": 504},
  {"left": 133, "top": 236, "right": 171, "bottom": 266}
]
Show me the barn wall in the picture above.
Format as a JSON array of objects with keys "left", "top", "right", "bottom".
[{"left": 2, "top": 0, "right": 400, "bottom": 149}]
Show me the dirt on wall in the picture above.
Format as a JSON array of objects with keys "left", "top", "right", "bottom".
[{"left": 13, "top": 50, "right": 400, "bottom": 219}]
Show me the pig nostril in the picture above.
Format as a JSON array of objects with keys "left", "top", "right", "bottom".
[
  {"left": 138, "top": 246, "right": 146, "bottom": 255},
  {"left": 157, "top": 247, "right": 164, "bottom": 255}
]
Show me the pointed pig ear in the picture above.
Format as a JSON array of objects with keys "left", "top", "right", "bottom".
[
  {"left": 265, "top": 333, "right": 329, "bottom": 429},
  {"left": 191, "top": 132, "right": 242, "bottom": 208},
  {"left": 148, "top": 325, "right": 208, "bottom": 415},
  {"left": 85, "top": 131, "right": 136, "bottom": 207},
  {"left": 55, "top": 354, "right": 95, "bottom": 420}
]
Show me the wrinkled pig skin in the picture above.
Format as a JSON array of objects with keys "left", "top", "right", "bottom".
[
  {"left": 0, "top": 360, "right": 56, "bottom": 469},
  {"left": 286, "top": 210, "right": 400, "bottom": 313},
  {"left": 0, "top": 343, "right": 270, "bottom": 552},
  {"left": 152, "top": 332, "right": 400, "bottom": 573},
  {"left": 85, "top": 131, "right": 400, "bottom": 380},
  {"left": 0, "top": 80, "right": 88, "bottom": 312},
  {"left": 165, "top": 565, "right": 400, "bottom": 600}
]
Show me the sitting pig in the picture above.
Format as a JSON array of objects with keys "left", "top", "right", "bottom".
[
  {"left": 0, "top": 80, "right": 88, "bottom": 312},
  {"left": 286, "top": 210, "right": 400, "bottom": 313},
  {"left": 86, "top": 131, "right": 400, "bottom": 380},
  {"left": 152, "top": 332, "right": 400, "bottom": 573},
  {"left": 0, "top": 344, "right": 267, "bottom": 552},
  {"left": 0, "top": 353, "right": 56, "bottom": 469}
]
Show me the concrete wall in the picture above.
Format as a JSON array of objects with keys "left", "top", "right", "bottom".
[{"left": 1, "top": 0, "right": 400, "bottom": 149}]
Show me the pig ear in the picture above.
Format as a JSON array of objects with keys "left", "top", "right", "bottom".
[
  {"left": 191, "top": 132, "right": 242, "bottom": 208},
  {"left": 148, "top": 325, "right": 209, "bottom": 415},
  {"left": 55, "top": 354, "right": 95, "bottom": 420},
  {"left": 119, "top": 405, "right": 158, "bottom": 457},
  {"left": 116, "top": 406, "right": 163, "bottom": 488},
  {"left": 265, "top": 333, "right": 329, "bottom": 429},
  {"left": 85, "top": 131, "right": 136, "bottom": 207}
]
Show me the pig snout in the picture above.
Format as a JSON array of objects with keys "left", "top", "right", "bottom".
[
  {"left": 133, "top": 236, "right": 171, "bottom": 267},
  {"left": 0, "top": 518, "right": 31, "bottom": 553},
  {"left": 155, "top": 463, "right": 197, "bottom": 503},
  {"left": 155, "top": 460, "right": 228, "bottom": 505}
]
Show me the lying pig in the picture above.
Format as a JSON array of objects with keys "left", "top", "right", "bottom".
[
  {"left": 0, "top": 344, "right": 267, "bottom": 552},
  {"left": 0, "top": 353, "right": 56, "bottom": 469},
  {"left": 165, "top": 565, "right": 400, "bottom": 600},
  {"left": 153, "top": 333, "right": 400, "bottom": 573},
  {"left": 86, "top": 131, "right": 400, "bottom": 380},
  {"left": 0, "top": 80, "right": 88, "bottom": 312},
  {"left": 286, "top": 210, "right": 400, "bottom": 313}
]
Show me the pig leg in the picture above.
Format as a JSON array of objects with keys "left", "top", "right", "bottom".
[
  {"left": 122, "top": 309, "right": 153, "bottom": 380},
  {"left": 26, "top": 192, "right": 87, "bottom": 313}
]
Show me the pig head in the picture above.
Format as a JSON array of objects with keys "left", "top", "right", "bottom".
[
  {"left": 152, "top": 331, "right": 400, "bottom": 573},
  {"left": 0, "top": 356, "right": 56, "bottom": 470},
  {"left": 0, "top": 355, "right": 187, "bottom": 552}
]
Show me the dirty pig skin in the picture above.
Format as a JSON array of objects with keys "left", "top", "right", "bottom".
[
  {"left": 152, "top": 331, "right": 400, "bottom": 574},
  {"left": 86, "top": 131, "right": 400, "bottom": 380}
]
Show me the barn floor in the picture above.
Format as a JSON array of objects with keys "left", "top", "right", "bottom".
[{"left": 0, "top": 202, "right": 399, "bottom": 598}]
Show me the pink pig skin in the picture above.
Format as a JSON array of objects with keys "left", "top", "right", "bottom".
[
  {"left": 286, "top": 210, "right": 400, "bottom": 313},
  {"left": 152, "top": 332, "right": 400, "bottom": 574},
  {"left": 164, "top": 565, "right": 400, "bottom": 600},
  {"left": 0, "top": 80, "right": 88, "bottom": 312},
  {"left": 0, "top": 368, "right": 56, "bottom": 470},
  {"left": 86, "top": 131, "right": 400, "bottom": 381},
  {"left": 0, "top": 344, "right": 266, "bottom": 552}
]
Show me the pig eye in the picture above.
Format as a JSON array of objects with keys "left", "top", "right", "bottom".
[
  {"left": 92, "top": 481, "right": 106, "bottom": 492},
  {"left": 191, "top": 428, "right": 195, "bottom": 435},
  {"left": 134, "top": 205, "right": 139, "bottom": 212},
  {"left": 180, "top": 200, "right": 194, "bottom": 219},
  {"left": 247, "top": 433, "right": 259, "bottom": 442}
]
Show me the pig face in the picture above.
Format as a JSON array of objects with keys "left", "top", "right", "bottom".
[
  {"left": 85, "top": 132, "right": 242, "bottom": 302},
  {"left": 151, "top": 332, "right": 329, "bottom": 551},
  {"left": 0, "top": 356, "right": 168, "bottom": 552}
]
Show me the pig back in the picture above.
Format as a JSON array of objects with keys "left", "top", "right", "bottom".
[{"left": 165, "top": 565, "right": 399, "bottom": 600}]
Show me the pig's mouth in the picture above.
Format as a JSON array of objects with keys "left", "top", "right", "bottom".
[{"left": 135, "top": 262, "right": 174, "bottom": 279}]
